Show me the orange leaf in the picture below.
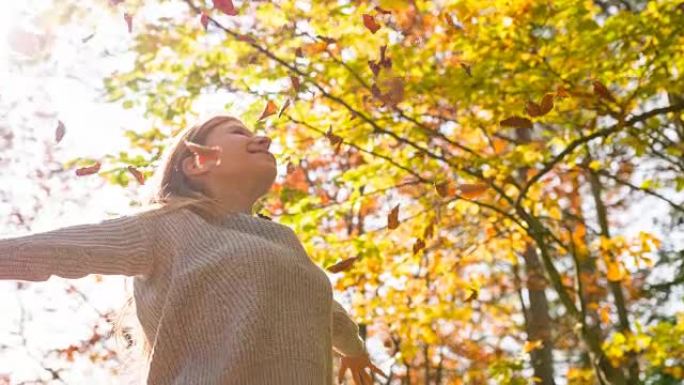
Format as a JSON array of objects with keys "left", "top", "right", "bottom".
[
  {"left": 606, "top": 261, "right": 624, "bottom": 282},
  {"left": 434, "top": 180, "right": 450, "bottom": 197},
  {"left": 127, "top": 165, "right": 145, "bottom": 185},
  {"left": 500, "top": 116, "right": 533, "bottom": 129},
  {"left": 362, "top": 14, "right": 381, "bottom": 33},
  {"left": 326, "top": 256, "right": 359, "bottom": 273},
  {"left": 213, "top": 0, "right": 237, "bottom": 16},
  {"left": 55, "top": 120, "right": 66, "bottom": 143},
  {"left": 123, "top": 12, "right": 133, "bottom": 33},
  {"left": 258, "top": 100, "right": 278, "bottom": 121},
  {"left": 458, "top": 183, "right": 488, "bottom": 199},
  {"left": 523, "top": 339, "right": 544, "bottom": 353},
  {"left": 492, "top": 137, "right": 507, "bottom": 154},
  {"left": 75, "top": 161, "right": 101, "bottom": 176},
  {"left": 184, "top": 140, "right": 222, "bottom": 168},
  {"left": 387, "top": 203, "right": 400, "bottom": 230}
]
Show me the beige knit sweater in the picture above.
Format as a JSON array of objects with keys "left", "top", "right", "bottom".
[{"left": 0, "top": 207, "right": 368, "bottom": 384}]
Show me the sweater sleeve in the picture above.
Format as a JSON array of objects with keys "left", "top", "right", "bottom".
[
  {"left": 0, "top": 212, "right": 156, "bottom": 282},
  {"left": 332, "top": 298, "right": 367, "bottom": 357}
]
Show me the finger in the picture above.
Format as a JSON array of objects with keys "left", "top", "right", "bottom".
[
  {"left": 338, "top": 361, "right": 347, "bottom": 384},
  {"left": 352, "top": 369, "right": 363, "bottom": 385},
  {"left": 362, "top": 368, "right": 373, "bottom": 385},
  {"left": 369, "top": 363, "right": 389, "bottom": 379}
]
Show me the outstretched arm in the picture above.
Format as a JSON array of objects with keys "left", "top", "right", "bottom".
[
  {"left": 0, "top": 212, "right": 156, "bottom": 282},
  {"left": 332, "top": 298, "right": 368, "bottom": 357}
]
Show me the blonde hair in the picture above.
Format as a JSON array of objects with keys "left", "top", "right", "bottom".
[{"left": 110, "top": 114, "right": 243, "bottom": 383}]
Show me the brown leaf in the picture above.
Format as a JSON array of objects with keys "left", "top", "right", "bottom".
[
  {"left": 434, "top": 180, "right": 450, "bottom": 197},
  {"left": 55, "top": 120, "right": 66, "bottom": 143},
  {"left": 387, "top": 203, "right": 400, "bottom": 230},
  {"left": 592, "top": 80, "right": 616, "bottom": 102},
  {"left": 326, "top": 256, "right": 359, "bottom": 273},
  {"left": 127, "top": 165, "right": 145, "bottom": 185},
  {"left": 539, "top": 93, "right": 554, "bottom": 115},
  {"left": 464, "top": 287, "right": 479, "bottom": 303},
  {"left": 500, "top": 116, "right": 533, "bottom": 129},
  {"left": 459, "top": 62, "right": 472, "bottom": 77},
  {"left": 123, "top": 12, "right": 133, "bottom": 33},
  {"left": 290, "top": 76, "right": 301, "bottom": 93},
  {"left": 213, "top": 0, "right": 237, "bottom": 16},
  {"left": 526, "top": 101, "right": 542, "bottom": 117},
  {"left": 375, "top": 6, "right": 392, "bottom": 15},
  {"left": 258, "top": 100, "right": 278, "bottom": 121},
  {"left": 556, "top": 85, "right": 570, "bottom": 98},
  {"left": 75, "top": 161, "right": 101, "bottom": 176},
  {"left": 423, "top": 222, "right": 434, "bottom": 239},
  {"left": 325, "top": 126, "right": 343, "bottom": 146},
  {"left": 184, "top": 140, "right": 222, "bottom": 168},
  {"left": 368, "top": 60, "right": 381, "bottom": 77},
  {"left": 200, "top": 10, "right": 209, "bottom": 31},
  {"left": 412, "top": 238, "right": 425, "bottom": 255},
  {"left": 362, "top": 14, "right": 381, "bottom": 33},
  {"left": 236, "top": 34, "right": 256, "bottom": 44},
  {"left": 278, "top": 98, "right": 291, "bottom": 118},
  {"left": 286, "top": 159, "right": 296, "bottom": 174}
]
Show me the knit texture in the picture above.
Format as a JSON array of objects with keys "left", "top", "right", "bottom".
[{"left": 1, "top": 207, "right": 367, "bottom": 384}]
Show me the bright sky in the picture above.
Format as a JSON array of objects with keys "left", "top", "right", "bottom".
[{"left": 0, "top": 1, "right": 681, "bottom": 384}]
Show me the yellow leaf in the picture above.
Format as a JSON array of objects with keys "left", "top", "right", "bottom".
[
  {"left": 589, "top": 160, "right": 601, "bottom": 171},
  {"left": 523, "top": 339, "right": 544, "bottom": 353},
  {"left": 607, "top": 261, "right": 624, "bottom": 282}
]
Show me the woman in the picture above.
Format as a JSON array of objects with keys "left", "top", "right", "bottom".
[{"left": 0, "top": 115, "right": 387, "bottom": 385}]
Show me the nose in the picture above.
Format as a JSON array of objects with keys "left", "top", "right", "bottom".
[{"left": 256, "top": 135, "right": 271, "bottom": 149}]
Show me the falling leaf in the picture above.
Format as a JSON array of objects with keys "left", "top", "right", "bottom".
[
  {"left": 325, "top": 126, "right": 343, "bottom": 146},
  {"left": 539, "top": 93, "right": 554, "bottom": 115},
  {"left": 81, "top": 33, "right": 95, "bottom": 43},
  {"left": 213, "top": 0, "right": 237, "bottom": 16},
  {"left": 387, "top": 203, "right": 400, "bottom": 229},
  {"left": 526, "top": 101, "right": 542, "bottom": 117},
  {"left": 55, "top": 120, "right": 66, "bottom": 143},
  {"left": 123, "top": 12, "right": 133, "bottom": 33},
  {"left": 127, "top": 165, "right": 145, "bottom": 185},
  {"left": 326, "top": 256, "right": 359, "bottom": 273},
  {"left": 459, "top": 62, "right": 472, "bottom": 77},
  {"left": 523, "top": 339, "right": 544, "bottom": 353},
  {"left": 556, "top": 85, "right": 570, "bottom": 98},
  {"left": 412, "top": 238, "right": 425, "bottom": 255},
  {"left": 592, "top": 80, "right": 616, "bottom": 102},
  {"left": 362, "top": 14, "right": 381, "bottom": 33},
  {"left": 75, "top": 161, "right": 101, "bottom": 176},
  {"left": 236, "top": 34, "right": 256, "bottom": 44},
  {"left": 606, "top": 261, "right": 624, "bottom": 281},
  {"left": 458, "top": 183, "right": 488, "bottom": 199},
  {"left": 464, "top": 287, "right": 479, "bottom": 302},
  {"left": 200, "top": 11, "right": 209, "bottom": 31},
  {"left": 375, "top": 6, "right": 392, "bottom": 15},
  {"left": 286, "top": 159, "right": 296, "bottom": 174},
  {"left": 434, "top": 180, "right": 450, "bottom": 197},
  {"left": 500, "top": 116, "right": 533, "bottom": 129},
  {"left": 258, "top": 100, "right": 278, "bottom": 121},
  {"left": 599, "top": 306, "right": 611, "bottom": 324},
  {"left": 184, "top": 140, "right": 222, "bottom": 168},
  {"left": 290, "top": 76, "right": 301, "bottom": 93},
  {"left": 278, "top": 98, "right": 291, "bottom": 118}
]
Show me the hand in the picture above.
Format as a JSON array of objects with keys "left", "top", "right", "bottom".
[{"left": 337, "top": 351, "right": 389, "bottom": 385}]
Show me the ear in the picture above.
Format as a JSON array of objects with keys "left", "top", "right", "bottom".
[{"left": 180, "top": 155, "right": 211, "bottom": 178}]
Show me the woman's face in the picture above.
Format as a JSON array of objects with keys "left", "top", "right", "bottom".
[{"left": 181, "top": 118, "right": 277, "bottom": 199}]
